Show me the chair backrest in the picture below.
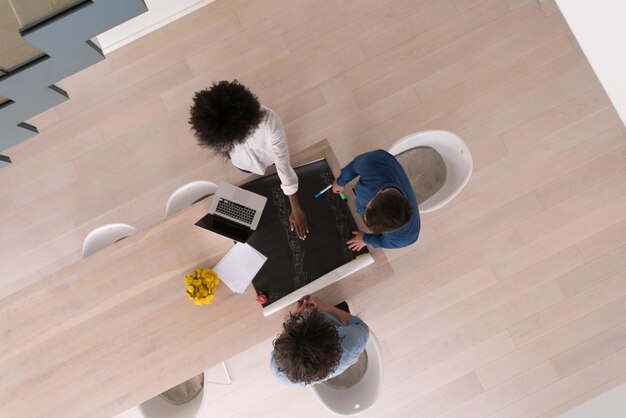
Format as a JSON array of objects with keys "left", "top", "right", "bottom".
[
  {"left": 165, "top": 181, "right": 218, "bottom": 217},
  {"left": 138, "top": 373, "right": 206, "bottom": 418},
  {"left": 310, "top": 330, "right": 384, "bottom": 416},
  {"left": 81, "top": 223, "right": 137, "bottom": 258},
  {"left": 389, "top": 130, "right": 473, "bottom": 213}
]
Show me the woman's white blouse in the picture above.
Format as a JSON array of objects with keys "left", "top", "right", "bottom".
[{"left": 229, "top": 107, "right": 298, "bottom": 195}]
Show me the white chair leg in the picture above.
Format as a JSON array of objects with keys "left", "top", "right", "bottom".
[{"left": 204, "top": 361, "right": 231, "bottom": 385}]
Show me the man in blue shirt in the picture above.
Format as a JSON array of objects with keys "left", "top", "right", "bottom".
[
  {"left": 270, "top": 295, "right": 369, "bottom": 386},
  {"left": 333, "top": 149, "right": 420, "bottom": 250}
]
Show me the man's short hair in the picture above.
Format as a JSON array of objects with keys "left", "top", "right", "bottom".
[
  {"left": 364, "top": 189, "right": 413, "bottom": 233},
  {"left": 188, "top": 80, "right": 264, "bottom": 154},
  {"left": 273, "top": 309, "right": 343, "bottom": 384}
]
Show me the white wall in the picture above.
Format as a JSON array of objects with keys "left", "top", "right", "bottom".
[
  {"left": 555, "top": 0, "right": 626, "bottom": 127},
  {"left": 96, "top": 0, "right": 215, "bottom": 55}
]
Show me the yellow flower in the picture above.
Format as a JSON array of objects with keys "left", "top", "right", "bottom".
[{"left": 184, "top": 268, "right": 219, "bottom": 305}]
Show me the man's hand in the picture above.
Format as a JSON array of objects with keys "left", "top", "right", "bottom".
[
  {"left": 293, "top": 295, "right": 311, "bottom": 314},
  {"left": 305, "top": 295, "right": 331, "bottom": 312},
  {"left": 332, "top": 180, "right": 344, "bottom": 195},
  {"left": 289, "top": 207, "right": 308, "bottom": 240},
  {"left": 347, "top": 230, "right": 367, "bottom": 251},
  {"left": 306, "top": 295, "right": 353, "bottom": 325}
]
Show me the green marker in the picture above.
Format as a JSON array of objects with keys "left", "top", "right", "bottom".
[{"left": 340, "top": 193, "right": 346, "bottom": 200}]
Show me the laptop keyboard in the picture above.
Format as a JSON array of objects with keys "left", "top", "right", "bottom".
[{"left": 216, "top": 198, "right": 256, "bottom": 225}]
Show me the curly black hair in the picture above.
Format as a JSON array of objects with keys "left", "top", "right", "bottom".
[
  {"left": 189, "top": 80, "right": 265, "bottom": 155},
  {"left": 272, "top": 309, "right": 343, "bottom": 385}
]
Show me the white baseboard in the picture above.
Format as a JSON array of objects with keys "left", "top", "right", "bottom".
[{"left": 96, "top": 0, "right": 215, "bottom": 55}]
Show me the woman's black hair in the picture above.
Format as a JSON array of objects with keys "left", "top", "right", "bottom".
[{"left": 189, "top": 80, "right": 265, "bottom": 155}]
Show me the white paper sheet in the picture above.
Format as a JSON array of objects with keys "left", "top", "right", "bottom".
[{"left": 214, "top": 243, "right": 267, "bottom": 293}]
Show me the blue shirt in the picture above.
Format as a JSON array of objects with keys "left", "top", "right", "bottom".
[
  {"left": 336, "top": 150, "right": 420, "bottom": 248},
  {"left": 270, "top": 312, "right": 369, "bottom": 386}
]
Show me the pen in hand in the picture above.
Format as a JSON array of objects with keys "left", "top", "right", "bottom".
[
  {"left": 315, "top": 184, "right": 347, "bottom": 200},
  {"left": 314, "top": 184, "right": 332, "bottom": 198}
]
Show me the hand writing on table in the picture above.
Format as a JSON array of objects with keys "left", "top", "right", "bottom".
[
  {"left": 288, "top": 194, "right": 309, "bottom": 240},
  {"left": 289, "top": 207, "right": 308, "bottom": 240},
  {"left": 347, "top": 230, "right": 366, "bottom": 251}
]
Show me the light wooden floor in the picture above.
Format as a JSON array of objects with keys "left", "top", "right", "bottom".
[{"left": 2, "top": 0, "right": 626, "bottom": 416}]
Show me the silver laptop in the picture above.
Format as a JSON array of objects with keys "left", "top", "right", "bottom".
[{"left": 195, "top": 182, "right": 267, "bottom": 242}]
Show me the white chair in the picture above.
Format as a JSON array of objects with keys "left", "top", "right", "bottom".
[
  {"left": 81, "top": 223, "right": 137, "bottom": 258},
  {"left": 165, "top": 181, "right": 218, "bottom": 217},
  {"left": 138, "top": 363, "right": 231, "bottom": 418},
  {"left": 310, "top": 330, "right": 384, "bottom": 416},
  {"left": 388, "top": 130, "right": 473, "bottom": 213}
]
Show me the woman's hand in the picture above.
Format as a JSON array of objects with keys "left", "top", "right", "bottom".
[
  {"left": 289, "top": 207, "right": 308, "bottom": 240},
  {"left": 288, "top": 193, "right": 309, "bottom": 240}
]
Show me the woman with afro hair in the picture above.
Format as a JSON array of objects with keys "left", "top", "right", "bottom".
[{"left": 189, "top": 80, "right": 308, "bottom": 239}]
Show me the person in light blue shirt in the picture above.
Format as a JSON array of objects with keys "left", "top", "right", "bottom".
[
  {"left": 270, "top": 295, "right": 369, "bottom": 386},
  {"left": 333, "top": 149, "right": 420, "bottom": 250}
]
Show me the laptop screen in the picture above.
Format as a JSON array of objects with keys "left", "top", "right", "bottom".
[{"left": 195, "top": 213, "right": 252, "bottom": 243}]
